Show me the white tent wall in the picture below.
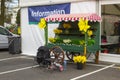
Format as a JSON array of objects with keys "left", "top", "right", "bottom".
[
  {"left": 20, "top": 0, "right": 90, "bottom": 7},
  {"left": 21, "top": 8, "right": 45, "bottom": 56},
  {"left": 70, "top": 1, "right": 96, "bottom": 14},
  {"left": 21, "top": 1, "right": 97, "bottom": 56}
]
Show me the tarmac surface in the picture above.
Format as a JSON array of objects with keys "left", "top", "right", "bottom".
[{"left": 0, "top": 49, "right": 120, "bottom": 80}]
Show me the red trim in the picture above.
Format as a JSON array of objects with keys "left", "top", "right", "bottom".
[{"left": 45, "top": 13, "right": 101, "bottom": 22}]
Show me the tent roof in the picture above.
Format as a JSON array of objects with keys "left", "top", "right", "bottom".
[{"left": 44, "top": 13, "right": 101, "bottom": 22}]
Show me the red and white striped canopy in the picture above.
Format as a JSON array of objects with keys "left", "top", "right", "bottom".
[{"left": 44, "top": 13, "right": 101, "bottom": 22}]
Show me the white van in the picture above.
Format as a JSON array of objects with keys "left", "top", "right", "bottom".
[{"left": 0, "top": 26, "right": 19, "bottom": 49}]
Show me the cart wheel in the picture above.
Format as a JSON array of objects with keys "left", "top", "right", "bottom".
[
  {"left": 66, "top": 52, "right": 84, "bottom": 61},
  {"left": 66, "top": 51, "right": 74, "bottom": 61},
  {"left": 50, "top": 46, "right": 65, "bottom": 64}
]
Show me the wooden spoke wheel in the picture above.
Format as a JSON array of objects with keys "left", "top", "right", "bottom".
[
  {"left": 66, "top": 51, "right": 74, "bottom": 61},
  {"left": 66, "top": 52, "right": 82, "bottom": 61},
  {"left": 50, "top": 46, "right": 65, "bottom": 64}
]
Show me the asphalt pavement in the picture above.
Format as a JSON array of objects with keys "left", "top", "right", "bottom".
[{"left": 0, "top": 50, "right": 120, "bottom": 80}]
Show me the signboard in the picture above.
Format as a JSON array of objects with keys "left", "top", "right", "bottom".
[{"left": 28, "top": 3, "right": 70, "bottom": 24}]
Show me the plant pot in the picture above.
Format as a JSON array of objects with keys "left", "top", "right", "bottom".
[{"left": 77, "top": 63, "right": 83, "bottom": 70}]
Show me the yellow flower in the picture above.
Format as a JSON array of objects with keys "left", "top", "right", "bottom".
[
  {"left": 38, "top": 18, "right": 46, "bottom": 29},
  {"left": 63, "top": 39, "right": 71, "bottom": 44},
  {"left": 87, "top": 30, "right": 93, "bottom": 36},
  {"left": 48, "top": 37, "right": 56, "bottom": 43},
  {"left": 78, "top": 18, "right": 90, "bottom": 32},
  {"left": 79, "top": 40, "right": 85, "bottom": 45},
  {"left": 53, "top": 29, "right": 62, "bottom": 34},
  {"left": 73, "top": 55, "right": 86, "bottom": 63},
  {"left": 63, "top": 23, "right": 71, "bottom": 29},
  {"left": 81, "top": 56, "right": 86, "bottom": 63},
  {"left": 77, "top": 56, "right": 82, "bottom": 63},
  {"left": 73, "top": 56, "right": 78, "bottom": 63}
]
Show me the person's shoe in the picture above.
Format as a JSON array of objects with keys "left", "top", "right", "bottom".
[{"left": 59, "top": 66, "right": 63, "bottom": 72}]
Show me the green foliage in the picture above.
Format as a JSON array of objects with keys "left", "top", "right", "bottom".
[
  {"left": 6, "top": 24, "right": 20, "bottom": 35},
  {"left": 56, "top": 38, "right": 63, "bottom": 43},
  {"left": 72, "top": 39, "right": 80, "bottom": 45},
  {"left": 16, "top": 9, "right": 20, "bottom": 26},
  {"left": 87, "top": 39, "right": 95, "bottom": 46}
]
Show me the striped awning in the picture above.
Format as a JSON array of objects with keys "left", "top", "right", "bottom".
[{"left": 45, "top": 13, "right": 101, "bottom": 22}]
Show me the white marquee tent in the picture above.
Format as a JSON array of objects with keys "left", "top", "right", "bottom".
[
  {"left": 20, "top": 0, "right": 120, "bottom": 63},
  {"left": 20, "top": 0, "right": 97, "bottom": 56}
]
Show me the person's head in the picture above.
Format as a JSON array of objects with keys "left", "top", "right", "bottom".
[
  {"left": 118, "top": 19, "right": 120, "bottom": 22},
  {"left": 114, "top": 22, "right": 118, "bottom": 27}
]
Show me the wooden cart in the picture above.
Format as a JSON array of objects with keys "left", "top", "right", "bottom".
[{"left": 40, "top": 13, "right": 101, "bottom": 64}]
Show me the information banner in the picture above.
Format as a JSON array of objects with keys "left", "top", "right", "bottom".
[{"left": 28, "top": 3, "right": 70, "bottom": 24}]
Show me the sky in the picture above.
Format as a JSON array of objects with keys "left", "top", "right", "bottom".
[
  {"left": 13, "top": 0, "right": 18, "bottom": 3},
  {"left": 8, "top": 0, "right": 18, "bottom": 7}
]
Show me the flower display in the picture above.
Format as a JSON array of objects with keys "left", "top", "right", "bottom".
[
  {"left": 48, "top": 37, "right": 56, "bottom": 43},
  {"left": 78, "top": 18, "right": 95, "bottom": 56},
  {"left": 63, "top": 39, "right": 71, "bottom": 44},
  {"left": 73, "top": 55, "right": 86, "bottom": 63},
  {"left": 78, "top": 18, "right": 90, "bottom": 32},
  {"left": 48, "top": 37, "right": 63, "bottom": 43},
  {"left": 38, "top": 18, "right": 47, "bottom": 45},
  {"left": 38, "top": 18, "right": 46, "bottom": 29},
  {"left": 79, "top": 40, "right": 85, "bottom": 45},
  {"left": 87, "top": 30, "right": 93, "bottom": 37},
  {"left": 53, "top": 29, "right": 62, "bottom": 34},
  {"left": 63, "top": 23, "right": 71, "bottom": 29}
]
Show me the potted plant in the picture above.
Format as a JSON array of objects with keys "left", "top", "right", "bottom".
[{"left": 73, "top": 55, "right": 86, "bottom": 69}]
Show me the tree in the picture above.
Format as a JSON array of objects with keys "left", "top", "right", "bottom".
[
  {"left": 16, "top": 9, "right": 20, "bottom": 26},
  {"left": 0, "top": 0, "right": 18, "bottom": 26},
  {"left": 0, "top": 0, "right": 5, "bottom": 26}
]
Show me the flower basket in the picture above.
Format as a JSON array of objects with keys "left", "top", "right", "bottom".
[
  {"left": 73, "top": 55, "right": 86, "bottom": 70},
  {"left": 77, "top": 63, "right": 83, "bottom": 70}
]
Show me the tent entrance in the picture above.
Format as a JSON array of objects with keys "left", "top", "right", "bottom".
[{"left": 100, "top": 3, "right": 120, "bottom": 63}]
